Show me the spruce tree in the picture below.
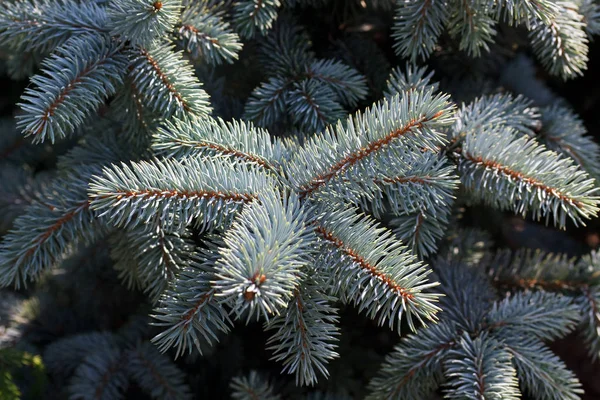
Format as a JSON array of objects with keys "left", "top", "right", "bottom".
[{"left": 1, "top": 0, "right": 600, "bottom": 399}]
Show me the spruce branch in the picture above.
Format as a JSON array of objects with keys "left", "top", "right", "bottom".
[
  {"left": 447, "top": 0, "right": 497, "bottom": 57},
  {"left": 230, "top": 371, "right": 281, "bottom": 400},
  {"left": 110, "top": 224, "right": 193, "bottom": 302},
  {"left": 315, "top": 207, "right": 441, "bottom": 333},
  {"left": 178, "top": 4, "right": 243, "bottom": 65},
  {"left": 579, "top": 0, "right": 600, "bottom": 36},
  {"left": 504, "top": 338, "right": 583, "bottom": 400},
  {"left": 152, "top": 247, "right": 232, "bottom": 357},
  {"left": 392, "top": 0, "right": 450, "bottom": 61},
  {"left": 88, "top": 157, "right": 274, "bottom": 230},
  {"left": 529, "top": 1, "right": 589, "bottom": 79},
  {"left": 0, "top": 0, "right": 109, "bottom": 53},
  {"left": 152, "top": 116, "right": 287, "bottom": 171},
  {"left": 450, "top": 93, "right": 541, "bottom": 140},
  {"left": 444, "top": 333, "right": 520, "bottom": 400},
  {"left": 366, "top": 321, "right": 457, "bottom": 399},
  {"left": 457, "top": 125, "right": 599, "bottom": 228},
  {"left": 68, "top": 348, "right": 129, "bottom": 400},
  {"left": 578, "top": 284, "right": 600, "bottom": 361},
  {"left": 433, "top": 259, "right": 496, "bottom": 331},
  {"left": 233, "top": 0, "right": 282, "bottom": 39},
  {"left": 0, "top": 168, "right": 106, "bottom": 288},
  {"left": 0, "top": 164, "right": 41, "bottom": 233},
  {"left": 243, "top": 77, "right": 291, "bottom": 128},
  {"left": 107, "top": 76, "right": 161, "bottom": 142},
  {"left": 536, "top": 103, "right": 600, "bottom": 182},
  {"left": 128, "top": 43, "right": 212, "bottom": 119},
  {"left": 108, "top": 0, "right": 183, "bottom": 47},
  {"left": 288, "top": 80, "right": 347, "bottom": 133},
  {"left": 289, "top": 89, "right": 455, "bottom": 199},
  {"left": 212, "top": 191, "right": 316, "bottom": 323},
  {"left": 305, "top": 59, "right": 368, "bottom": 108},
  {"left": 257, "top": 19, "right": 314, "bottom": 76},
  {"left": 43, "top": 333, "right": 118, "bottom": 380},
  {"left": 126, "top": 342, "right": 192, "bottom": 400},
  {"left": 487, "top": 291, "right": 579, "bottom": 342},
  {"left": 384, "top": 64, "right": 440, "bottom": 98},
  {"left": 494, "top": 0, "right": 559, "bottom": 25},
  {"left": 265, "top": 274, "right": 340, "bottom": 386},
  {"left": 17, "top": 34, "right": 128, "bottom": 144}
]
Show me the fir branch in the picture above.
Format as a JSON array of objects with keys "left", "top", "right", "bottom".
[
  {"left": 265, "top": 274, "right": 340, "bottom": 386},
  {"left": 126, "top": 342, "right": 192, "bottom": 400},
  {"left": 316, "top": 207, "right": 441, "bottom": 333},
  {"left": 366, "top": 322, "right": 457, "bottom": 399},
  {"left": 88, "top": 157, "right": 273, "bottom": 230},
  {"left": 392, "top": 0, "right": 450, "bottom": 61},
  {"left": 529, "top": 1, "right": 589, "bottom": 79},
  {"left": 152, "top": 247, "right": 232, "bottom": 357},
  {"left": 128, "top": 43, "right": 212, "bottom": 119},
  {"left": 458, "top": 125, "right": 599, "bottom": 228},
  {"left": 233, "top": 0, "right": 282, "bottom": 39},
  {"left": 153, "top": 116, "right": 287, "bottom": 171},
  {"left": 178, "top": 5, "right": 242, "bottom": 64},
  {"left": 0, "top": 0, "right": 109, "bottom": 53},
  {"left": 289, "top": 90, "right": 454, "bottom": 199},
  {"left": 504, "top": 338, "right": 583, "bottom": 400},
  {"left": 17, "top": 34, "right": 128, "bottom": 144},
  {"left": 213, "top": 191, "right": 316, "bottom": 322},
  {"left": 230, "top": 371, "right": 281, "bottom": 400},
  {"left": 444, "top": 333, "right": 520, "bottom": 400},
  {"left": 108, "top": 0, "right": 182, "bottom": 47}
]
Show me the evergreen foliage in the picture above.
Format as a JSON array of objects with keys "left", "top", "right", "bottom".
[{"left": 1, "top": 0, "right": 600, "bottom": 398}]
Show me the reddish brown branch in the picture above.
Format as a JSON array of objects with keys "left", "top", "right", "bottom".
[
  {"left": 179, "top": 24, "right": 220, "bottom": 45},
  {"left": 299, "top": 112, "right": 444, "bottom": 198},
  {"left": 133, "top": 348, "right": 178, "bottom": 398},
  {"left": 391, "top": 341, "right": 455, "bottom": 396},
  {"left": 373, "top": 175, "right": 432, "bottom": 185},
  {"left": 181, "top": 292, "right": 213, "bottom": 327},
  {"left": 94, "top": 354, "right": 124, "bottom": 400},
  {"left": 109, "top": 189, "right": 256, "bottom": 203},
  {"left": 139, "top": 48, "right": 191, "bottom": 112},
  {"left": 24, "top": 201, "right": 89, "bottom": 258},
  {"left": 170, "top": 139, "right": 272, "bottom": 169},
  {"left": 315, "top": 226, "right": 415, "bottom": 300},
  {"left": 32, "top": 58, "right": 110, "bottom": 136},
  {"left": 463, "top": 152, "right": 585, "bottom": 209}
]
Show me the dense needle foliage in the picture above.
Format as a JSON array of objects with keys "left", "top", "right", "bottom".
[{"left": 1, "top": 0, "right": 600, "bottom": 399}]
